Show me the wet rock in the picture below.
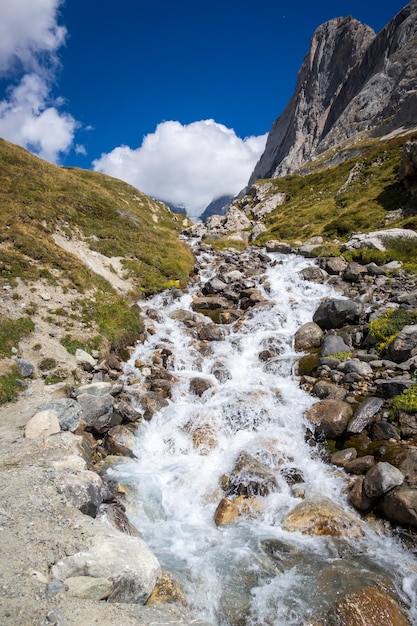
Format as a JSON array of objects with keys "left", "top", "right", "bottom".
[
  {"left": 313, "top": 298, "right": 363, "bottom": 330},
  {"left": 192, "top": 296, "right": 231, "bottom": 311},
  {"left": 65, "top": 576, "right": 113, "bottom": 600},
  {"left": 305, "top": 399, "right": 354, "bottom": 439},
  {"left": 96, "top": 503, "right": 140, "bottom": 536},
  {"left": 228, "top": 451, "right": 277, "bottom": 497},
  {"left": 214, "top": 498, "right": 239, "bottom": 526},
  {"left": 202, "top": 277, "right": 228, "bottom": 295},
  {"left": 211, "top": 361, "right": 232, "bottom": 382},
  {"left": 294, "top": 322, "right": 324, "bottom": 351},
  {"left": 326, "top": 584, "right": 410, "bottom": 625},
  {"left": 197, "top": 324, "right": 224, "bottom": 341},
  {"left": 105, "top": 425, "right": 136, "bottom": 458},
  {"left": 189, "top": 377, "right": 214, "bottom": 397},
  {"left": 170, "top": 309, "right": 202, "bottom": 328},
  {"left": 386, "top": 325, "right": 417, "bottom": 363},
  {"left": 347, "top": 397, "right": 384, "bottom": 434},
  {"left": 24, "top": 410, "right": 61, "bottom": 438},
  {"left": 51, "top": 533, "right": 160, "bottom": 604},
  {"left": 282, "top": 496, "right": 363, "bottom": 538},
  {"left": 299, "top": 266, "right": 325, "bottom": 283},
  {"left": 146, "top": 571, "right": 187, "bottom": 607},
  {"left": 113, "top": 397, "right": 142, "bottom": 423},
  {"left": 140, "top": 392, "right": 169, "bottom": 420},
  {"left": 364, "top": 462, "right": 404, "bottom": 498}
]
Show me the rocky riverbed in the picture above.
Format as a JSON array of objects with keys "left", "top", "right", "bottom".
[{"left": 1, "top": 229, "right": 417, "bottom": 625}]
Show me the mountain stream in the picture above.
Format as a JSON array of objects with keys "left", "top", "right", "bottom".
[{"left": 112, "top": 247, "right": 417, "bottom": 625}]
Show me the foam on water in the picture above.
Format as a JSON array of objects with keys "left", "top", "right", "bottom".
[{"left": 111, "top": 251, "right": 417, "bottom": 625}]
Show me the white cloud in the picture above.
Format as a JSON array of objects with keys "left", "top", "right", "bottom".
[
  {"left": 93, "top": 120, "right": 267, "bottom": 216},
  {"left": 0, "top": 0, "right": 77, "bottom": 162},
  {"left": 0, "top": 0, "right": 66, "bottom": 73}
]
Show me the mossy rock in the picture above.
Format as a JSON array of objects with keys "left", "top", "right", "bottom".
[{"left": 297, "top": 353, "right": 320, "bottom": 376}]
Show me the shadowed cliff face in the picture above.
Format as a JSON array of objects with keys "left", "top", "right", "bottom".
[{"left": 248, "top": 1, "right": 417, "bottom": 184}]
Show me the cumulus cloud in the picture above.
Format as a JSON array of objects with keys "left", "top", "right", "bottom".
[
  {"left": 93, "top": 120, "right": 267, "bottom": 216},
  {"left": 0, "top": 0, "right": 77, "bottom": 162}
]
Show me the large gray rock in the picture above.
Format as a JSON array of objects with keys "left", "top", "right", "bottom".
[
  {"left": 313, "top": 298, "right": 363, "bottom": 330},
  {"left": 347, "top": 397, "right": 384, "bottom": 434},
  {"left": 386, "top": 325, "right": 417, "bottom": 363},
  {"left": 320, "top": 334, "right": 350, "bottom": 357},
  {"left": 363, "top": 462, "right": 404, "bottom": 498},
  {"left": 38, "top": 398, "right": 84, "bottom": 432},
  {"left": 51, "top": 533, "right": 161, "bottom": 604},
  {"left": 343, "top": 228, "right": 417, "bottom": 251},
  {"left": 55, "top": 469, "right": 103, "bottom": 517}
]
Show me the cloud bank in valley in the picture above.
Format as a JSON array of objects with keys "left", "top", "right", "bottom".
[
  {"left": 93, "top": 120, "right": 267, "bottom": 216},
  {"left": 0, "top": 0, "right": 78, "bottom": 162}
]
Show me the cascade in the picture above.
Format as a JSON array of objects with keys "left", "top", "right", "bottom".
[{"left": 111, "top": 246, "right": 417, "bottom": 625}]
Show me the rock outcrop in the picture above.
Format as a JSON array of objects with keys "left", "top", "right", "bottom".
[{"left": 248, "top": 1, "right": 417, "bottom": 184}]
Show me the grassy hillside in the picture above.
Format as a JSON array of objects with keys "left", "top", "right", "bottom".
[
  {"left": 0, "top": 139, "right": 194, "bottom": 354},
  {"left": 246, "top": 131, "right": 417, "bottom": 244}
]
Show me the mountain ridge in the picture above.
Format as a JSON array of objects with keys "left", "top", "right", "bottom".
[{"left": 247, "top": 1, "right": 417, "bottom": 186}]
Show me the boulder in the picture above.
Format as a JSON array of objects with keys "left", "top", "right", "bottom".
[
  {"left": 38, "top": 398, "right": 84, "bottom": 432},
  {"left": 282, "top": 497, "right": 363, "bottom": 538},
  {"left": 51, "top": 533, "right": 161, "bottom": 604},
  {"left": 106, "top": 425, "right": 137, "bottom": 458},
  {"left": 313, "top": 298, "right": 363, "bottom": 330},
  {"left": 342, "top": 228, "right": 417, "bottom": 251},
  {"left": 65, "top": 576, "right": 113, "bottom": 600},
  {"left": 305, "top": 399, "right": 354, "bottom": 439},
  {"left": 189, "top": 377, "right": 214, "bottom": 397},
  {"left": 197, "top": 324, "right": 224, "bottom": 341},
  {"left": 146, "top": 571, "right": 187, "bottom": 607},
  {"left": 363, "top": 462, "right": 404, "bottom": 498},
  {"left": 16, "top": 358, "right": 35, "bottom": 378},
  {"left": 325, "top": 257, "right": 348, "bottom": 275},
  {"left": 139, "top": 392, "right": 169, "bottom": 421},
  {"left": 214, "top": 498, "right": 239, "bottom": 526},
  {"left": 321, "top": 334, "right": 350, "bottom": 357},
  {"left": 55, "top": 469, "right": 103, "bottom": 517},
  {"left": 349, "top": 477, "right": 378, "bottom": 514},
  {"left": 347, "top": 397, "right": 384, "bottom": 434},
  {"left": 227, "top": 451, "right": 277, "bottom": 497},
  {"left": 24, "top": 410, "right": 61, "bottom": 438},
  {"left": 375, "top": 378, "right": 414, "bottom": 399},
  {"left": 326, "top": 584, "right": 410, "bottom": 625},
  {"left": 96, "top": 504, "right": 141, "bottom": 536},
  {"left": 379, "top": 488, "right": 417, "bottom": 527},
  {"left": 294, "top": 322, "right": 324, "bottom": 351},
  {"left": 75, "top": 348, "right": 96, "bottom": 371},
  {"left": 386, "top": 325, "right": 417, "bottom": 363}
]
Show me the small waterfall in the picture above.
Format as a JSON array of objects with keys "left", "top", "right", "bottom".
[{"left": 111, "top": 248, "right": 417, "bottom": 625}]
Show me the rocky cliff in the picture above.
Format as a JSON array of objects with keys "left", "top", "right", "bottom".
[{"left": 248, "top": 1, "right": 417, "bottom": 185}]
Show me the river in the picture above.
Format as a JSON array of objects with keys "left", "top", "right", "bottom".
[{"left": 112, "top": 246, "right": 417, "bottom": 625}]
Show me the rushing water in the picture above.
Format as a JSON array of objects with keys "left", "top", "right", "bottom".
[{"left": 112, "top": 249, "right": 417, "bottom": 625}]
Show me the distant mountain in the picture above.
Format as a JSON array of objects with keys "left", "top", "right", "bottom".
[
  {"left": 248, "top": 1, "right": 417, "bottom": 185},
  {"left": 162, "top": 201, "right": 188, "bottom": 216},
  {"left": 199, "top": 195, "right": 235, "bottom": 223}
]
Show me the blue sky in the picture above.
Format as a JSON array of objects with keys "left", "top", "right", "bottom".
[{"left": 0, "top": 0, "right": 408, "bottom": 216}]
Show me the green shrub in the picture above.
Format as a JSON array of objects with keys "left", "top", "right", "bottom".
[
  {"left": 391, "top": 385, "right": 417, "bottom": 414},
  {"left": 0, "top": 317, "right": 35, "bottom": 356},
  {"left": 369, "top": 309, "right": 417, "bottom": 354},
  {"left": 0, "top": 366, "right": 21, "bottom": 404}
]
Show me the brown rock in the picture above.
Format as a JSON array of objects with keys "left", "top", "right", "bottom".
[
  {"left": 305, "top": 399, "right": 354, "bottom": 439},
  {"left": 214, "top": 498, "right": 239, "bottom": 526},
  {"left": 282, "top": 496, "right": 364, "bottom": 538},
  {"left": 146, "top": 572, "right": 187, "bottom": 607},
  {"left": 327, "top": 585, "right": 410, "bottom": 625},
  {"left": 294, "top": 322, "right": 324, "bottom": 351}
]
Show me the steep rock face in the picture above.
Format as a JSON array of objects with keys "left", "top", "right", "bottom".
[{"left": 249, "top": 1, "right": 417, "bottom": 184}]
